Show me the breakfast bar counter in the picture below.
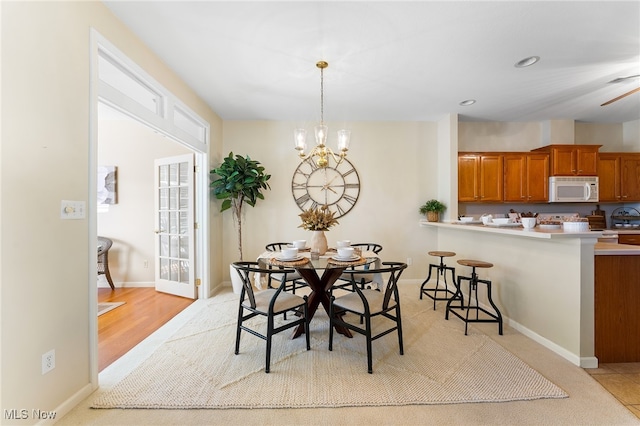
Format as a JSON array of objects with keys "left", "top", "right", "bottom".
[{"left": 420, "top": 219, "right": 600, "bottom": 367}]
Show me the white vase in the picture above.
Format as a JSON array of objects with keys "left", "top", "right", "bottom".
[
  {"left": 230, "top": 264, "right": 244, "bottom": 295},
  {"left": 310, "top": 230, "right": 328, "bottom": 255}
]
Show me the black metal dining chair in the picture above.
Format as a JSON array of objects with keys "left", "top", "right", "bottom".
[
  {"left": 335, "top": 243, "right": 383, "bottom": 291},
  {"left": 329, "top": 261, "right": 407, "bottom": 373},
  {"left": 265, "top": 242, "right": 308, "bottom": 294},
  {"left": 232, "top": 261, "right": 310, "bottom": 373}
]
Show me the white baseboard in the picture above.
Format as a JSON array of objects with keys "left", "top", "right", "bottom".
[
  {"left": 97, "top": 280, "right": 154, "bottom": 288},
  {"left": 414, "top": 278, "right": 595, "bottom": 368},
  {"left": 39, "top": 383, "right": 94, "bottom": 425}
]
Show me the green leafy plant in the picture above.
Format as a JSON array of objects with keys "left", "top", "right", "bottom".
[
  {"left": 210, "top": 152, "right": 271, "bottom": 260},
  {"left": 419, "top": 199, "right": 447, "bottom": 215}
]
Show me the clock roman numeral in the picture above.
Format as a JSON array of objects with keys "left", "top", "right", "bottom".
[
  {"left": 295, "top": 169, "right": 311, "bottom": 179},
  {"left": 295, "top": 193, "right": 310, "bottom": 206},
  {"left": 343, "top": 194, "right": 357, "bottom": 205}
]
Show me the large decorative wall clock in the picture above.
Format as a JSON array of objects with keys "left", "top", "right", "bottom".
[{"left": 291, "top": 156, "right": 360, "bottom": 219}]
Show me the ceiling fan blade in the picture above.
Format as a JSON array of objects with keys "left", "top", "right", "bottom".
[{"left": 601, "top": 86, "right": 640, "bottom": 106}]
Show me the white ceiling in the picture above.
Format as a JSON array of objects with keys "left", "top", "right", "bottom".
[{"left": 103, "top": 1, "right": 640, "bottom": 124}]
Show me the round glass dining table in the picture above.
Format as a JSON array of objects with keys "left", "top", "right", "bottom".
[{"left": 264, "top": 252, "right": 378, "bottom": 339}]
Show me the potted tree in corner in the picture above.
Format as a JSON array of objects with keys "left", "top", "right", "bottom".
[
  {"left": 419, "top": 199, "right": 446, "bottom": 222},
  {"left": 210, "top": 152, "right": 271, "bottom": 293}
]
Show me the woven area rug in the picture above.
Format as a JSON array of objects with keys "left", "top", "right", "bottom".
[
  {"left": 97, "top": 302, "right": 125, "bottom": 317},
  {"left": 91, "top": 283, "right": 567, "bottom": 409}
]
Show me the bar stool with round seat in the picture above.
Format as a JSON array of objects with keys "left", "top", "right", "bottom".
[
  {"left": 445, "top": 259, "right": 503, "bottom": 335},
  {"left": 419, "top": 251, "right": 458, "bottom": 310}
]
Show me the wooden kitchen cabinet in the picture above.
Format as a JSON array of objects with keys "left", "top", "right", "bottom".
[
  {"left": 533, "top": 144, "right": 600, "bottom": 176},
  {"left": 621, "top": 156, "right": 640, "bottom": 201},
  {"left": 458, "top": 153, "right": 503, "bottom": 202},
  {"left": 595, "top": 254, "right": 640, "bottom": 362},
  {"left": 503, "top": 153, "right": 549, "bottom": 202},
  {"left": 598, "top": 153, "right": 621, "bottom": 202},
  {"left": 598, "top": 153, "right": 640, "bottom": 202},
  {"left": 618, "top": 234, "right": 640, "bottom": 245}
]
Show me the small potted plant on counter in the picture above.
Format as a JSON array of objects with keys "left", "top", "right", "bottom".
[{"left": 419, "top": 199, "right": 446, "bottom": 222}]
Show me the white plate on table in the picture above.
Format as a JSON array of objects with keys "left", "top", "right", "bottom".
[
  {"left": 331, "top": 254, "right": 360, "bottom": 261},
  {"left": 486, "top": 222, "right": 522, "bottom": 228},
  {"left": 456, "top": 220, "right": 482, "bottom": 224},
  {"left": 275, "top": 255, "right": 304, "bottom": 262}
]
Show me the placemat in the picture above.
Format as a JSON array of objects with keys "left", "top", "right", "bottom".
[
  {"left": 268, "top": 257, "right": 311, "bottom": 267},
  {"left": 327, "top": 256, "right": 367, "bottom": 266}
]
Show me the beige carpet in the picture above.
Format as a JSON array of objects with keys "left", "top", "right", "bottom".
[
  {"left": 91, "top": 285, "right": 567, "bottom": 409},
  {"left": 97, "top": 302, "right": 125, "bottom": 316}
]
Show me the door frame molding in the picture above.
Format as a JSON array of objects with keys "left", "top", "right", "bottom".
[{"left": 88, "top": 28, "right": 210, "bottom": 388}]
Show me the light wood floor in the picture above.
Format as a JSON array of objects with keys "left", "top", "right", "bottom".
[{"left": 98, "top": 287, "right": 195, "bottom": 372}]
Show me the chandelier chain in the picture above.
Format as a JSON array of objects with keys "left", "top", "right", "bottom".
[{"left": 320, "top": 66, "right": 324, "bottom": 124}]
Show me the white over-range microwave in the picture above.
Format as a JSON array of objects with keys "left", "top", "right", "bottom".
[{"left": 549, "top": 176, "right": 599, "bottom": 203}]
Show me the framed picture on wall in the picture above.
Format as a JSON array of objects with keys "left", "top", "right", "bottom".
[{"left": 98, "top": 165, "right": 117, "bottom": 205}]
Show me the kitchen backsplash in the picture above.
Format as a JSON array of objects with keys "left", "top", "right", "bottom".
[{"left": 460, "top": 202, "right": 640, "bottom": 219}]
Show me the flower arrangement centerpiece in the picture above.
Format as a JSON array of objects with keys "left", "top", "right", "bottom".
[
  {"left": 298, "top": 206, "right": 339, "bottom": 231},
  {"left": 298, "top": 206, "right": 338, "bottom": 255}
]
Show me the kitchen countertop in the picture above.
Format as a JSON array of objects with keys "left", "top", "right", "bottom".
[
  {"left": 420, "top": 221, "right": 640, "bottom": 254},
  {"left": 594, "top": 242, "right": 640, "bottom": 255},
  {"left": 604, "top": 228, "right": 640, "bottom": 234},
  {"left": 419, "top": 220, "right": 600, "bottom": 239}
]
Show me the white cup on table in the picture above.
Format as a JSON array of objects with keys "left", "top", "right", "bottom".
[
  {"left": 281, "top": 247, "right": 298, "bottom": 259},
  {"left": 293, "top": 240, "right": 306, "bottom": 249},
  {"left": 336, "top": 240, "right": 351, "bottom": 248},
  {"left": 337, "top": 247, "right": 355, "bottom": 259}
]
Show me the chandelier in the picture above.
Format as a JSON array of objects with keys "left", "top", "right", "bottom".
[{"left": 294, "top": 61, "right": 351, "bottom": 167}]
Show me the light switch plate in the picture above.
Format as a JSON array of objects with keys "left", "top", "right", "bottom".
[{"left": 60, "top": 200, "right": 86, "bottom": 219}]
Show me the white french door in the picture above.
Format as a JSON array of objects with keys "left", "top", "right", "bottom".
[{"left": 154, "top": 154, "right": 197, "bottom": 299}]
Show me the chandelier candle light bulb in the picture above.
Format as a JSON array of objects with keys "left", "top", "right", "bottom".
[{"left": 294, "top": 61, "right": 351, "bottom": 168}]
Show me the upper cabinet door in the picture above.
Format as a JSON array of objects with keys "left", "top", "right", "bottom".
[
  {"left": 598, "top": 154, "right": 621, "bottom": 202},
  {"left": 621, "top": 156, "right": 640, "bottom": 201},
  {"left": 479, "top": 155, "right": 503, "bottom": 201},
  {"left": 503, "top": 153, "right": 548, "bottom": 202},
  {"left": 575, "top": 147, "right": 599, "bottom": 175},
  {"left": 503, "top": 154, "right": 526, "bottom": 202},
  {"left": 458, "top": 155, "right": 480, "bottom": 202},
  {"left": 525, "top": 154, "right": 549, "bottom": 202},
  {"left": 549, "top": 145, "right": 599, "bottom": 176}
]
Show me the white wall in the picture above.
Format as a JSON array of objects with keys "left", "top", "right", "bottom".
[
  {"left": 459, "top": 120, "right": 627, "bottom": 152},
  {"left": 623, "top": 119, "right": 640, "bottom": 150},
  {"left": 98, "top": 112, "right": 191, "bottom": 286},
  {"left": 1, "top": 2, "right": 221, "bottom": 421}
]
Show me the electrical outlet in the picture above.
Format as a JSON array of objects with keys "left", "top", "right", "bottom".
[
  {"left": 407, "top": 257, "right": 413, "bottom": 266},
  {"left": 143, "top": 260, "right": 149, "bottom": 268},
  {"left": 42, "top": 349, "right": 55, "bottom": 375}
]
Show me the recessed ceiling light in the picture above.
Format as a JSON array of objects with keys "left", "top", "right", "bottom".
[
  {"left": 515, "top": 56, "right": 540, "bottom": 68},
  {"left": 459, "top": 99, "right": 476, "bottom": 106}
]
